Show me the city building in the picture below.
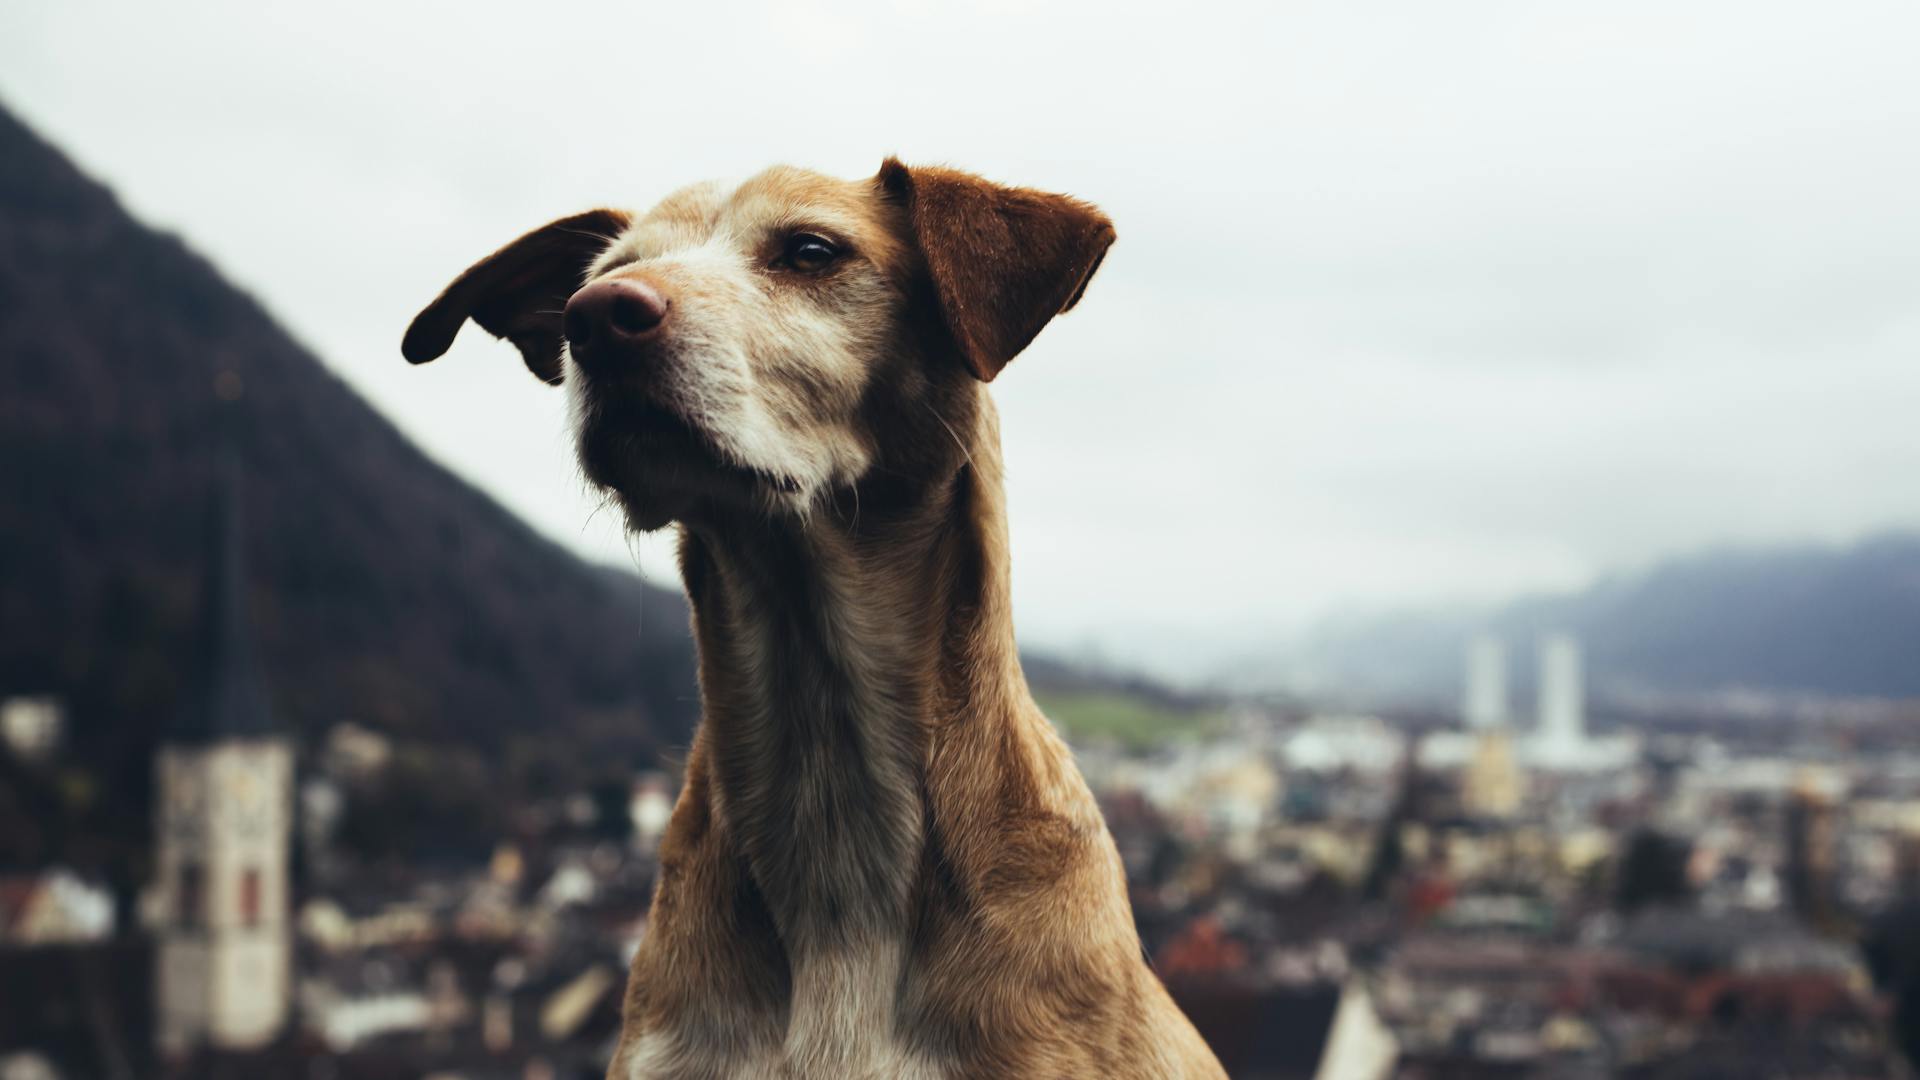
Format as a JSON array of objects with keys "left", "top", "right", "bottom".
[
  {"left": 1463, "top": 730, "right": 1523, "bottom": 820},
  {"left": 152, "top": 463, "right": 294, "bottom": 1056},
  {"left": 1462, "top": 634, "right": 1509, "bottom": 731},
  {"left": 0, "top": 696, "right": 64, "bottom": 763},
  {"left": 1536, "top": 632, "right": 1584, "bottom": 749}
]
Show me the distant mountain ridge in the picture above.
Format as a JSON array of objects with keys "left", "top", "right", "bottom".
[{"left": 1292, "top": 531, "right": 1920, "bottom": 705}]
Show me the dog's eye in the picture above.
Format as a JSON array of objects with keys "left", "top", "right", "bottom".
[{"left": 777, "top": 233, "right": 841, "bottom": 273}]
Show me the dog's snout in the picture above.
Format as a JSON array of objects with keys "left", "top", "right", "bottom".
[{"left": 564, "top": 278, "right": 670, "bottom": 370}]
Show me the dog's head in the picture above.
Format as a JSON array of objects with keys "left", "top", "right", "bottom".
[{"left": 404, "top": 161, "right": 1113, "bottom": 531}]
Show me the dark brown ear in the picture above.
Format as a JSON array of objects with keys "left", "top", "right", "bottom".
[
  {"left": 402, "top": 209, "right": 633, "bottom": 385},
  {"left": 877, "top": 159, "right": 1114, "bottom": 382}
]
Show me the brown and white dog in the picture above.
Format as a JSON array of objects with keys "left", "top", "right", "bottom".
[{"left": 403, "top": 161, "right": 1225, "bottom": 1080}]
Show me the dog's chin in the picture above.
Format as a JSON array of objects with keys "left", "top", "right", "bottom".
[{"left": 575, "top": 397, "right": 787, "bottom": 532}]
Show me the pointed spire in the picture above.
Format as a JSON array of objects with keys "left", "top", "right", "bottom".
[{"left": 170, "top": 448, "right": 277, "bottom": 743}]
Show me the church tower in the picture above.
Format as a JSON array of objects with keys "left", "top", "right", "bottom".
[{"left": 154, "top": 459, "right": 293, "bottom": 1055}]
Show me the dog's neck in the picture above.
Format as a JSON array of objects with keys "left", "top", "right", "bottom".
[
  {"left": 648, "top": 400, "right": 1155, "bottom": 1075},
  {"left": 675, "top": 398, "right": 1026, "bottom": 954}
]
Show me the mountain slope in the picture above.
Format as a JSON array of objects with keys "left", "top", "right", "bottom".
[
  {"left": 1294, "top": 532, "right": 1920, "bottom": 704},
  {"left": 0, "top": 102, "right": 700, "bottom": 770}
]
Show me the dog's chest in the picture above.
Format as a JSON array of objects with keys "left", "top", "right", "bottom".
[
  {"left": 621, "top": 952, "right": 951, "bottom": 1080},
  {"left": 624, "top": 1043, "right": 945, "bottom": 1080}
]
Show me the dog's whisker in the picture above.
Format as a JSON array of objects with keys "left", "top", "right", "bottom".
[{"left": 924, "top": 400, "right": 975, "bottom": 470}]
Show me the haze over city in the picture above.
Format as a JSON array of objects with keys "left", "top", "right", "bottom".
[{"left": 4, "top": 0, "right": 1917, "bottom": 679}]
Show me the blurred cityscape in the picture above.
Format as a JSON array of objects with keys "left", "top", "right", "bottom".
[{"left": 5, "top": 479, "right": 1919, "bottom": 1079}]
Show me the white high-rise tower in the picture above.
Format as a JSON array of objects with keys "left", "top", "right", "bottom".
[
  {"left": 154, "top": 462, "right": 292, "bottom": 1055},
  {"left": 1462, "top": 635, "right": 1509, "bottom": 730},
  {"left": 1537, "top": 633, "right": 1585, "bottom": 748}
]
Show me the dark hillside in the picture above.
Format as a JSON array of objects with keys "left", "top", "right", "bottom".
[
  {"left": 0, "top": 102, "right": 699, "bottom": 808},
  {"left": 1298, "top": 533, "right": 1920, "bottom": 704}
]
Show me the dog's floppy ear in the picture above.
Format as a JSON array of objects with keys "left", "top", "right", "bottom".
[
  {"left": 402, "top": 209, "right": 633, "bottom": 385},
  {"left": 878, "top": 159, "right": 1114, "bottom": 382}
]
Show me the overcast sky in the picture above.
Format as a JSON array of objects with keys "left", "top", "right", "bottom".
[{"left": 4, "top": 1, "right": 1917, "bottom": 680}]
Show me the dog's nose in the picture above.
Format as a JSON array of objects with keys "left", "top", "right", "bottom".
[{"left": 564, "top": 278, "right": 670, "bottom": 370}]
